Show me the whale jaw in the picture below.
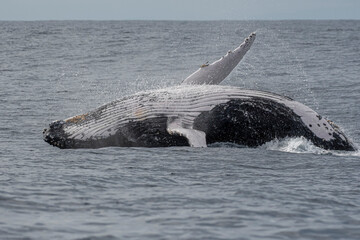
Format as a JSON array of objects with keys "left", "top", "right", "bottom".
[{"left": 43, "top": 117, "right": 191, "bottom": 149}]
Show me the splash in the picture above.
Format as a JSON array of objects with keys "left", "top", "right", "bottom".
[
  {"left": 262, "top": 136, "right": 360, "bottom": 156},
  {"left": 209, "top": 136, "right": 359, "bottom": 156},
  {"left": 262, "top": 136, "right": 325, "bottom": 154}
]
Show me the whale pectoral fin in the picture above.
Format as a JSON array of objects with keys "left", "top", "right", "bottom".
[
  {"left": 181, "top": 32, "right": 256, "bottom": 85},
  {"left": 168, "top": 126, "right": 207, "bottom": 148},
  {"left": 167, "top": 118, "right": 207, "bottom": 147}
]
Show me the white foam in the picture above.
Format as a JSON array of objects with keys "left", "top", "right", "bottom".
[
  {"left": 262, "top": 136, "right": 325, "bottom": 154},
  {"left": 262, "top": 137, "right": 360, "bottom": 156}
]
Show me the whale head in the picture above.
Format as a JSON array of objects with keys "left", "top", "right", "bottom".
[{"left": 43, "top": 120, "right": 72, "bottom": 149}]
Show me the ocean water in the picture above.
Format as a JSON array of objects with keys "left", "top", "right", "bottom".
[{"left": 1, "top": 20, "right": 360, "bottom": 240}]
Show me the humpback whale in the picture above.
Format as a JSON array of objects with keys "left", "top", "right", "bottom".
[{"left": 43, "top": 32, "right": 356, "bottom": 151}]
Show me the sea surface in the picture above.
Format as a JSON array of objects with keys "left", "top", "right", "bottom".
[{"left": 1, "top": 20, "right": 360, "bottom": 240}]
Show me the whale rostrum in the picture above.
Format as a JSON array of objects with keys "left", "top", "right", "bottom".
[{"left": 43, "top": 32, "right": 356, "bottom": 151}]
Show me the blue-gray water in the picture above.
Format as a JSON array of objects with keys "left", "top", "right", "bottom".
[{"left": 1, "top": 20, "right": 360, "bottom": 240}]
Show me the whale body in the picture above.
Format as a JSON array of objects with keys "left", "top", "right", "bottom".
[
  {"left": 43, "top": 85, "right": 355, "bottom": 151},
  {"left": 43, "top": 32, "right": 356, "bottom": 151}
]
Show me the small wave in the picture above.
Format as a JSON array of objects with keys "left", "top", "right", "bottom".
[
  {"left": 208, "top": 142, "right": 246, "bottom": 148},
  {"left": 29, "top": 30, "right": 60, "bottom": 36},
  {"left": 326, "top": 28, "right": 356, "bottom": 32},
  {"left": 264, "top": 71, "right": 290, "bottom": 77},
  {"left": 75, "top": 235, "right": 119, "bottom": 240}
]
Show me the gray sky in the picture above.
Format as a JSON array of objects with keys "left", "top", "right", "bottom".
[{"left": 1, "top": 0, "right": 360, "bottom": 21}]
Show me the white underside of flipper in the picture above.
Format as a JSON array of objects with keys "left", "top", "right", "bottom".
[
  {"left": 167, "top": 117, "right": 207, "bottom": 147},
  {"left": 181, "top": 32, "right": 256, "bottom": 85}
]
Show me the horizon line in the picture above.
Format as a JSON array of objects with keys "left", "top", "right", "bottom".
[{"left": 1, "top": 18, "right": 360, "bottom": 22}]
